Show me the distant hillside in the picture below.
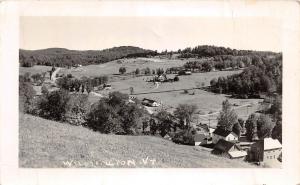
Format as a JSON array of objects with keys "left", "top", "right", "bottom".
[
  {"left": 19, "top": 114, "right": 254, "bottom": 168},
  {"left": 19, "top": 46, "right": 156, "bottom": 67}
]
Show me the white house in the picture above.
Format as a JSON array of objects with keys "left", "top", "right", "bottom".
[
  {"left": 142, "top": 98, "right": 160, "bottom": 107},
  {"left": 212, "top": 127, "right": 239, "bottom": 144},
  {"left": 248, "top": 138, "right": 282, "bottom": 166}
]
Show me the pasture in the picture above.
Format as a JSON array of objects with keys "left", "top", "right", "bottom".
[
  {"left": 19, "top": 65, "right": 51, "bottom": 76},
  {"left": 20, "top": 57, "right": 263, "bottom": 128},
  {"left": 19, "top": 113, "right": 254, "bottom": 168},
  {"left": 89, "top": 69, "right": 262, "bottom": 127},
  {"left": 57, "top": 57, "right": 191, "bottom": 78}
]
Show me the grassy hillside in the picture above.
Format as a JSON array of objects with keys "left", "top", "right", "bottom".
[
  {"left": 19, "top": 114, "right": 254, "bottom": 168},
  {"left": 19, "top": 46, "right": 155, "bottom": 67},
  {"left": 58, "top": 57, "right": 189, "bottom": 77}
]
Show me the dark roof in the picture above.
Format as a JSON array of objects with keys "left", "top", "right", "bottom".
[
  {"left": 213, "top": 127, "right": 232, "bottom": 137},
  {"left": 142, "top": 98, "right": 156, "bottom": 103},
  {"left": 212, "top": 139, "right": 235, "bottom": 154},
  {"left": 194, "top": 134, "right": 207, "bottom": 142}
]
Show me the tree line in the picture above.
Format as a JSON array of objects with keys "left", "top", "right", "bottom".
[
  {"left": 56, "top": 74, "right": 108, "bottom": 93},
  {"left": 210, "top": 54, "right": 282, "bottom": 98},
  {"left": 178, "top": 45, "right": 278, "bottom": 58},
  {"left": 19, "top": 46, "right": 154, "bottom": 67}
]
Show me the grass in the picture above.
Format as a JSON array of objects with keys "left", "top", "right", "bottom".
[
  {"left": 87, "top": 69, "right": 262, "bottom": 127},
  {"left": 58, "top": 57, "right": 191, "bottom": 78},
  {"left": 19, "top": 114, "right": 254, "bottom": 168},
  {"left": 19, "top": 65, "right": 52, "bottom": 75}
]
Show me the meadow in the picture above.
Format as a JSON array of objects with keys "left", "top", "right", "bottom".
[
  {"left": 19, "top": 65, "right": 51, "bottom": 75},
  {"left": 19, "top": 57, "right": 263, "bottom": 128},
  {"left": 19, "top": 113, "right": 254, "bottom": 168},
  {"left": 58, "top": 57, "right": 191, "bottom": 78}
]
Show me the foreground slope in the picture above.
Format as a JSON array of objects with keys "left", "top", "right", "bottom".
[{"left": 19, "top": 114, "right": 254, "bottom": 168}]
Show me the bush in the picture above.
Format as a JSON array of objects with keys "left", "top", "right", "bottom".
[
  {"left": 119, "top": 67, "right": 126, "bottom": 74},
  {"left": 38, "top": 90, "right": 70, "bottom": 121},
  {"left": 86, "top": 99, "right": 123, "bottom": 134},
  {"left": 174, "top": 76, "right": 179, "bottom": 82},
  {"left": 172, "top": 127, "right": 196, "bottom": 145},
  {"left": 65, "top": 94, "right": 90, "bottom": 126},
  {"left": 67, "top": 74, "right": 73, "bottom": 78},
  {"left": 85, "top": 91, "right": 147, "bottom": 135},
  {"left": 19, "top": 75, "right": 36, "bottom": 113}
]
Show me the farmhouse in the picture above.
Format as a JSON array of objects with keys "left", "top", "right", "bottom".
[
  {"left": 212, "top": 127, "right": 239, "bottom": 144},
  {"left": 247, "top": 138, "right": 282, "bottom": 165},
  {"left": 142, "top": 98, "right": 160, "bottom": 107},
  {"left": 211, "top": 139, "right": 247, "bottom": 160}
]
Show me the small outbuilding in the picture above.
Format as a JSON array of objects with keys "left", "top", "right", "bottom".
[
  {"left": 142, "top": 98, "right": 160, "bottom": 107},
  {"left": 211, "top": 139, "right": 247, "bottom": 160},
  {"left": 212, "top": 127, "right": 239, "bottom": 144}
]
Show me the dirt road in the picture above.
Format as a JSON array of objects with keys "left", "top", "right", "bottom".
[{"left": 51, "top": 67, "right": 61, "bottom": 82}]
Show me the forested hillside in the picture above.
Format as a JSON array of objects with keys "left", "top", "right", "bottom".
[{"left": 19, "top": 46, "right": 155, "bottom": 67}]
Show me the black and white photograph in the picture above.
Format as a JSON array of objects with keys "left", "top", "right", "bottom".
[
  {"left": 19, "top": 16, "right": 282, "bottom": 168},
  {"left": 1, "top": 1, "right": 300, "bottom": 185}
]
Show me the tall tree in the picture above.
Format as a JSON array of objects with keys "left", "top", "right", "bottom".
[
  {"left": 245, "top": 114, "right": 259, "bottom": 141},
  {"left": 119, "top": 67, "right": 126, "bottom": 74},
  {"left": 257, "top": 114, "right": 275, "bottom": 139},
  {"left": 174, "top": 104, "right": 198, "bottom": 128},
  {"left": 217, "top": 99, "right": 238, "bottom": 131},
  {"left": 155, "top": 110, "right": 174, "bottom": 136}
]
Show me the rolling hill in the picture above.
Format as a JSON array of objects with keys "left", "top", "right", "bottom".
[
  {"left": 19, "top": 114, "right": 254, "bottom": 168},
  {"left": 19, "top": 46, "right": 156, "bottom": 67}
]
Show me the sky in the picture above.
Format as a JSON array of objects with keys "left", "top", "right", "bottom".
[{"left": 20, "top": 16, "right": 282, "bottom": 52}]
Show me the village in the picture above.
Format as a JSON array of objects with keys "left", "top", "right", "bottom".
[
  {"left": 19, "top": 43, "right": 282, "bottom": 168},
  {"left": 20, "top": 57, "right": 282, "bottom": 168}
]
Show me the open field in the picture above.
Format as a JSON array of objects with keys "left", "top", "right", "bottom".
[
  {"left": 19, "top": 114, "right": 254, "bottom": 168},
  {"left": 88, "top": 69, "right": 262, "bottom": 127},
  {"left": 19, "top": 65, "right": 51, "bottom": 75},
  {"left": 20, "top": 59, "right": 262, "bottom": 128},
  {"left": 57, "top": 57, "right": 192, "bottom": 78}
]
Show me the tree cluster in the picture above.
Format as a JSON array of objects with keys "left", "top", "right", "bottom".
[
  {"left": 19, "top": 46, "right": 154, "bottom": 67},
  {"left": 56, "top": 75, "right": 108, "bottom": 93},
  {"left": 19, "top": 73, "right": 36, "bottom": 113},
  {"left": 85, "top": 91, "right": 147, "bottom": 135},
  {"left": 179, "top": 45, "right": 278, "bottom": 58},
  {"left": 210, "top": 55, "right": 282, "bottom": 97},
  {"left": 245, "top": 113, "right": 275, "bottom": 141},
  {"left": 37, "top": 89, "right": 90, "bottom": 125}
]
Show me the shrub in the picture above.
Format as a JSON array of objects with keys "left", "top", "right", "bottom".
[
  {"left": 172, "top": 127, "right": 196, "bottom": 145},
  {"left": 85, "top": 91, "right": 147, "bottom": 135},
  {"left": 119, "top": 67, "right": 126, "bottom": 74},
  {"left": 41, "top": 85, "right": 49, "bottom": 95},
  {"left": 174, "top": 76, "right": 179, "bottom": 82},
  {"left": 65, "top": 94, "right": 90, "bottom": 126},
  {"left": 19, "top": 75, "right": 36, "bottom": 113},
  {"left": 86, "top": 99, "right": 123, "bottom": 133},
  {"left": 38, "top": 90, "right": 70, "bottom": 121}
]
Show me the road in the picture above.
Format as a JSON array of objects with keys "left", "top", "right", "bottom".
[
  {"left": 51, "top": 67, "right": 61, "bottom": 82},
  {"left": 198, "top": 103, "right": 255, "bottom": 118}
]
